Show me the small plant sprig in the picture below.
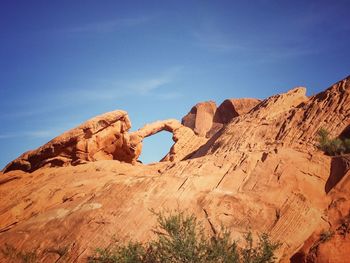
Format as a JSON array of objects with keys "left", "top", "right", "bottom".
[
  {"left": 89, "top": 210, "right": 281, "bottom": 263},
  {"left": 316, "top": 128, "right": 350, "bottom": 156}
]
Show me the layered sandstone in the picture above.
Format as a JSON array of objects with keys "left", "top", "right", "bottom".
[
  {"left": 291, "top": 155, "right": 350, "bottom": 263},
  {"left": 3, "top": 116, "right": 208, "bottom": 173},
  {"left": 0, "top": 75, "right": 349, "bottom": 263},
  {"left": 182, "top": 98, "right": 260, "bottom": 138},
  {"left": 209, "top": 98, "right": 261, "bottom": 136},
  {"left": 181, "top": 101, "right": 217, "bottom": 137},
  {"left": 128, "top": 119, "right": 208, "bottom": 162},
  {"left": 3, "top": 110, "right": 133, "bottom": 173}
]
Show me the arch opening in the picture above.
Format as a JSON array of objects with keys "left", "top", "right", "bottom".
[{"left": 139, "top": 131, "right": 174, "bottom": 164}]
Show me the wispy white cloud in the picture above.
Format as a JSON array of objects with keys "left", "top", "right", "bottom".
[
  {"left": 193, "top": 31, "right": 248, "bottom": 52},
  {"left": 155, "top": 92, "right": 183, "bottom": 100},
  {"left": 0, "top": 108, "right": 49, "bottom": 120},
  {"left": 62, "top": 66, "right": 182, "bottom": 103},
  {"left": 193, "top": 28, "right": 321, "bottom": 59},
  {"left": 132, "top": 77, "right": 172, "bottom": 94},
  {"left": 0, "top": 66, "right": 183, "bottom": 124},
  {"left": 65, "top": 15, "right": 153, "bottom": 33},
  {"left": 27, "top": 130, "right": 56, "bottom": 138},
  {"left": 127, "top": 68, "right": 181, "bottom": 95},
  {"left": 0, "top": 130, "right": 57, "bottom": 140},
  {"left": 192, "top": 13, "right": 327, "bottom": 59}
]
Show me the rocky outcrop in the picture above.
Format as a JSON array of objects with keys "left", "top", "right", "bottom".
[
  {"left": 208, "top": 98, "right": 261, "bottom": 136},
  {"left": 129, "top": 119, "right": 208, "bottom": 162},
  {"left": 191, "top": 79, "right": 350, "bottom": 158},
  {"left": 181, "top": 101, "right": 217, "bottom": 137},
  {"left": 182, "top": 98, "right": 260, "bottom": 138},
  {"left": 0, "top": 75, "right": 350, "bottom": 262},
  {"left": 3, "top": 110, "right": 134, "bottom": 173},
  {"left": 291, "top": 167, "right": 350, "bottom": 263},
  {"left": 215, "top": 98, "right": 261, "bottom": 123},
  {"left": 3, "top": 117, "right": 208, "bottom": 173}
]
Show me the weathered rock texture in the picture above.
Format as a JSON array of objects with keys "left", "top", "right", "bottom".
[
  {"left": 182, "top": 98, "right": 260, "bottom": 138},
  {"left": 129, "top": 119, "right": 208, "bottom": 162},
  {"left": 181, "top": 101, "right": 217, "bottom": 137},
  {"left": 3, "top": 110, "right": 133, "bottom": 173},
  {"left": 0, "top": 75, "right": 349, "bottom": 263},
  {"left": 290, "top": 155, "right": 350, "bottom": 263},
  {"left": 3, "top": 116, "right": 207, "bottom": 172},
  {"left": 209, "top": 98, "right": 261, "bottom": 136}
]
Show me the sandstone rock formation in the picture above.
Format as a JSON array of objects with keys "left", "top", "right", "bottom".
[
  {"left": 3, "top": 110, "right": 133, "bottom": 173},
  {"left": 0, "top": 75, "right": 349, "bottom": 262},
  {"left": 291, "top": 155, "right": 350, "bottom": 263},
  {"left": 209, "top": 98, "right": 261, "bottom": 136},
  {"left": 214, "top": 98, "right": 261, "bottom": 123},
  {"left": 3, "top": 116, "right": 208, "bottom": 172},
  {"left": 128, "top": 119, "right": 208, "bottom": 162},
  {"left": 181, "top": 101, "right": 217, "bottom": 137},
  {"left": 181, "top": 98, "right": 260, "bottom": 138}
]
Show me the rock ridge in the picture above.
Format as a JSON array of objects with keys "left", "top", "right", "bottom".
[{"left": 0, "top": 75, "right": 349, "bottom": 262}]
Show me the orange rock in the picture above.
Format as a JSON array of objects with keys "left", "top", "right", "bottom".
[
  {"left": 182, "top": 101, "right": 217, "bottom": 137},
  {"left": 0, "top": 75, "right": 350, "bottom": 262},
  {"left": 129, "top": 119, "right": 208, "bottom": 163},
  {"left": 182, "top": 98, "right": 260, "bottom": 138},
  {"left": 3, "top": 110, "right": 133, "bottom": 173},
  {"left": 291, "top": 156, "right": 350, "bottom": 263},
  {"left": 209, "top": 98, "right": 261, "bottom": 136}
]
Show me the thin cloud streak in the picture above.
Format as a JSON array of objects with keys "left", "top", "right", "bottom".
[
  {"left": 192, "top": 9, "right": 329, "bottom": 59},
  {"left": 193, "top": 29, "right": 322, "bottom": 59},
  {"left": 155, "top": 92, "right": 183, "bottom": 100},
  {"left": 64, "top": 66, "right": 182, "bottom": 103},
  {"left": 0, "top": 130, "right": 57, "bottom": 140},
  {"left": 129, "top": 76, "right": 172, "bottom": 94},
  {"left": 65, "top": 15, "right": 153, "bottom": 33},
  {"left": 114, "top": 66, "right": 183, "bottom": 95},
  {"left": 0, "top": 109, "right": 45, "bottom": 120},
  {"left": 193, "top": 31, "right": 248, "bottom": 52},
  {"left": 1, "top": 67, "right": 184, "bottom": 122}
]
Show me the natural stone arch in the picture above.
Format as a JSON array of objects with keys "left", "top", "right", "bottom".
[
  {"left": 3, "top": 115, "right": 208, "bottom": 173},
  {"left": 128, "top": 119, "right": 208, "bottom": 163}
]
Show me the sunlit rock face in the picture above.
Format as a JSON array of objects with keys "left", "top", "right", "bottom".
[
  {"left": 181, "top": 100, "right": 217, "bottom": 137},
  {"left": 181, "top": 98, "right": 261, "bottom": 138},
  {"left": 3, "top": 110, "right": 134, "bottom": 172},
  {"left": 3, "top": 116, "right": 208, "bottom": 172},
  {"left": 0, "top": 76, "right": 349, "bottom": 262}
]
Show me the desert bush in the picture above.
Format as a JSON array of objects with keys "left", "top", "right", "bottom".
[
  {"left": 316, "top": 128, "right": 350, "bottom": 156},
  {"left": 241, "top": 232, "right": 280, "bottom": 263},
  {"left": 90, "top": 242, "right": 146, "bottom": 263},
  {"left": 319, "top": 230, "right": 334, "bottom": 243},
  {"left": 89, "top": 210, "right": 280, "bottom": 263},
  {"left": 0, "top": 243, "right": 37, "bottom": 263},
  {"left": 343, "top": 138, "right": 350, "bottom": 153}
]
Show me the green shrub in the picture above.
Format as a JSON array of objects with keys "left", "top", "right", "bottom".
[
  {"left": 343, "top": 138, "right": 350, "bottom": 153},
  {"left": 240, "top": 232, "right": 280, "bottom": 263},
  {"left": 0, "top": 244, "right": 37, "bottom": 263},
  {"left": 89, "top": 210, "right": 281, "bottom": 263},
  {"left": 319, "top": 230, "right": 334, "bottom": 243},
  {"left": 316, "top": 128, "right": 350, "bottom": 156},
  {"left": 89, "top": 243, "right": 146, "bottom": 263}
]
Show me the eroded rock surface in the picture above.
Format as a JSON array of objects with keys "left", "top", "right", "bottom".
[
  {"left": 182, "top": 98, "right": 261, "bottom": 138},
  {"left": 3, "top": 116, "right": 208, "bottom": 172},
  {"left": 209, "top": 98, "right": 261, "bottom": 136},
  {"left": 291, "top": 165, "right": 350, "bottom": 263},
  {"left": 0, "top": 75, "right": 349, "bottom": 262},
  {"left": 181, "top": 101, "right": 217, "bottom": 137},
  {"left": 128, "top": 119, "right": 208, "bottom": 163},
  {"left": 3, "top": 110, "right": 133, "bottom": 173}
]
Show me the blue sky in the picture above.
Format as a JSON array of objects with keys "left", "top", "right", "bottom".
[{"left": 1, "top": 0, "right": 350, "bottom": 168}]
